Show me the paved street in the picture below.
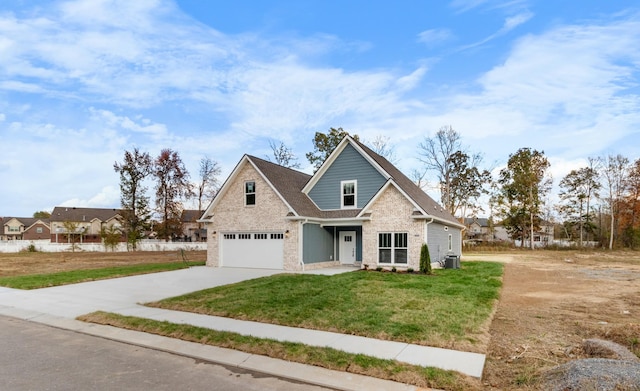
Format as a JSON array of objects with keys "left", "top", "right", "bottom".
[{"left": 0, "top": 315, "right": 332, "bottom": 391}]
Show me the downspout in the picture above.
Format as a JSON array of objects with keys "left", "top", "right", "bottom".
[
  {"left": 299, "top": 219, "right": 308, "bottom": 271},
  {"left": 424, "top": 218, "right": 434, "bottom": 264}
]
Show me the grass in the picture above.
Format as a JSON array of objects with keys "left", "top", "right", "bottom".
[
  {"left": 0, "top": 261, "right": 205, "bottom": 289},
  {"left": 79, "top": 311, "right": 479, "bottom": 391},
  {"left": 149, "top": 261, "right": 503, "bottom": 350}
]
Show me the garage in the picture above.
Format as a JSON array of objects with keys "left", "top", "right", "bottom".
[{"left": 221, "top": 232, "right": 284, "bottom": 269}]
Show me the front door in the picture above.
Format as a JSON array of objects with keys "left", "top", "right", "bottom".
[{"left": 339, "top": 231, "right": 356, "bottom": 264}]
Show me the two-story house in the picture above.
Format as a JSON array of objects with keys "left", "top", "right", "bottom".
[
  {"left": 200, "top": 135, "right": 464, "bottom": 271},
  {"left": 1, "top": 217, "right": 50, "bottom": 240},
  {"left": 50, "top": 207, "right": 124, "bottom": 243}
]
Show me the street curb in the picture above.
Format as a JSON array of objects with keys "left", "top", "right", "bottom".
[{"left": 0, "top": 305, "right": 435, "bottom": 391}]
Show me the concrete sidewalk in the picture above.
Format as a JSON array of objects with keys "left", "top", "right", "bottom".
[{"left": 0, "top": 266, "right": 485, "bottom": 389}]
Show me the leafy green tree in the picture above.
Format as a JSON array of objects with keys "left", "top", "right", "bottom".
[
  {"left": 114, "top": 148, "right": 153, "bottom": 250},
  {"left": 100, "top": 224, "right": 122, "bottom": 251},
  {"left": 558, "top": 163, "right": 600, "bottom": 246},
  {"left": 418, "top": 125, "right": 490, "bottom": 217},
  {"left": 154, "top": 149, "right": 192, "bottom": 241},
  {"left": 33, "top": 211, "right": 51, "bottom": 218},
  {"left": 494, "top": 148, "right": 551, "bottom": 249},
  {"left": 306, "top": 127, "right": 358, "bottom": 171},
  {"left": 62, "top": 221, "right": 86, "bottom": 252},
  {"left": 447, "top": 151, "right": 492, "bottom": 217}
]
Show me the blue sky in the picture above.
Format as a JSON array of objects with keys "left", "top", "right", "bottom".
[{"left": 1, "top": 0, "right": 639, "bottom": 217}]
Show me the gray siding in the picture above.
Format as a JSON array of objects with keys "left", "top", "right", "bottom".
[
  {"left": 308, "top": 144, "right": 386, "bottom": 210},
  {"left": 303, "top": 223, "right": 334, "bottom": 264},
  {"left": 426, "top": 222, "right": 461, "bottom": 262}
]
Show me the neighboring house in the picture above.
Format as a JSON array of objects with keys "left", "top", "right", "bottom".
[
  {"left": 181, "top": 209, "right": 207, "bottom": 242},
  {"left": 201, "top": 135, "right": 464, "bottom": 271},
  {"left": 1, "top": 217, "right": 50, "bottom": 240},
  {"left": 463, "top": 217, "right": 491, "bottom": 243},
  {"left": 50, "top": 206, "right": 124, "bottom": 243},
  {"left": 493, "top": 220, "right": 554, "bottom": 247}
]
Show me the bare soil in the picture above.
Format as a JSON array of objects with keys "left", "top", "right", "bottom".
[
  {"left": 0, "top": 250, "right": 206, "bottom": 277},
  {"left": 1, "top": 249, "right": 638, "bottom": 390},
  {"left": 466, "top": 250, "right": 640, "bottom": 390}
]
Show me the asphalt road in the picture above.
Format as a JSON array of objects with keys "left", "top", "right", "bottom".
[{"left": 0, "top": 315, "right": 332, "bottom": 391}]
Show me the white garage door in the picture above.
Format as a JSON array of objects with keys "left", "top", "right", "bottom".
[{"left": 221, "top": 232, "right": 284, "bottom": 269}]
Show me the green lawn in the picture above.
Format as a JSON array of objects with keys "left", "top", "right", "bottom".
[
  {"left": 150, "top": 261, "right": 503, "bottom": 348},
  {"left": 0, "top": 261, "right": 205, "bottom": 289},
  {"left": 80, "top": 311, "right": 475, "bottom": 390}
]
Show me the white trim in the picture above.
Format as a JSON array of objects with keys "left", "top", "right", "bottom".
[
  {"left": 244, "top": 180, "right": 256, "bottom": 206},
  {"left": 200, "top": 155, "right": 299, "bottom": 222},
  {"left": 340, "top": 179, "right": 357, "bottom": 209},
  {"left": 358, "top": 180, "right": 424, "bottom": 217}
]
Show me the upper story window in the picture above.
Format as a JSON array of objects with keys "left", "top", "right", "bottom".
[
  {"left": 245, "top": 181, "right": 256, "bottom": 206},
  {"left": 341, "top": 180, "right": 357, "bottom": 209}
]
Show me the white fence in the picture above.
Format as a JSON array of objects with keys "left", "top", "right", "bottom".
[{"left": 0, "top": 239, "right": 206, "bottom": 253}]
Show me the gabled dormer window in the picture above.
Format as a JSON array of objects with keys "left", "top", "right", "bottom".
[
  {"left": 245, "top": 181, "right": 256, "bottom": 206},
  {"left": 341, "top": 180, "right": 357, "bottom": 209}
]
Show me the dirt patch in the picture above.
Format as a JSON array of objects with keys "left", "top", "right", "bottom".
[
  {"left": 465, "top": 250, "right": 640, "bottom": 390},
  {"left": 0, "top": 250, "right": 206, "bottom": 277}
]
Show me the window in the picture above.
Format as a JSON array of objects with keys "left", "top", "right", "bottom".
[
  {"left": 245, "top": 181, "right": 256, "bottom": 206},
  {"left": 36, "top": 227, "right": 43, "bottom": 233},
  {"left": 341, "top": 180, "right": 357, "bottom": 208},
  {"left": 254, "top": 233, "right": 267, "bottom": 239},
  {"left": 8, "top": 226, "right": 19, "bottom": 232},
  {"left": 223, "top": 234, "right": 236, "bottom": 240},
  {"left": 239, "top": 233, "right": 251, "bottom": 239},
  {"left": 448, "top": 234, "right": 453, "bottom": 252},
  {"left": 378, "top": 232, "right": 408, "bottom": 264},
  {"left": 271, "top": 233, "right": 284, "bottom": 240}
]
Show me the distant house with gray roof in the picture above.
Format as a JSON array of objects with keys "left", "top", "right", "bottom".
[{"left": 50, "top": 206, "right": 124, "bottom": 243}]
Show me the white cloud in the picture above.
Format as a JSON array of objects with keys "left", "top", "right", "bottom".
[
  {"left": 459, "top": 11, "right": 534, "bottom": 50},
  {"left": 417, "top": 29, "right": 453, "bottom": 46}
]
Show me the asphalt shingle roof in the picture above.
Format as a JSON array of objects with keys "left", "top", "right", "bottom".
[{"left": 245, "top": 136, "right": 461, "bottom": 227}]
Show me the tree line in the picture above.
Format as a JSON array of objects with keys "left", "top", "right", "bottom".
[
  {"left": 113, "top": 126, "right": 639, "bottom": 250},
  {"left": 114, "top": 148, "right": 220, "bottom": 248}
]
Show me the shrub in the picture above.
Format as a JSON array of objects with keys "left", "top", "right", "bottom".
[
  {"left": 21, "top": 243, "right": 38, "bottom": 253},
  {"left": 391, "top": 266, "right": 397, "bottom": 273},
  {"left": 407, "top": 268, "right": 414, "bottom": 273},
  {"left": 375, "top": 266, "right": 383, "bottom": 272},
  {"left": 419, "top": 243, "right": 432, "bottom": 274}
]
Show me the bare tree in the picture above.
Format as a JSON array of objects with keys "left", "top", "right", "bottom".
[
  {"left": 367, "top": 135, "right": 397, "bottom": 164},
  {"left": 268, "top": 140, "right": 301, "bottom": 168},
  {"left": 197, "top": 157, "right": 221, "bottom": 213},
  {"left": 558, "top": 160, "right": 600, "bottom": 246},
  {"left": 600, "top": 154, "right": 629, "bottom": 249}
]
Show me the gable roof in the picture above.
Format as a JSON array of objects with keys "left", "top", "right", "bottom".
[
  {"left": 50, "top": 207, "right": 122, "bottom": 223},
  {"left": 349, "top": 137, "right": 462, "bottom": 227},
  {"left": 204, "top": 137, "right": 462, "bottom": 227}
]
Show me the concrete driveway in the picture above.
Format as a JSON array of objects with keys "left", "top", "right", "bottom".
[{"left": 0, "top": 267, "right": 287, "bottom": 318}]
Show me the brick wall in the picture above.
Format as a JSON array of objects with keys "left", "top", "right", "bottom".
[
  {"left": 362, "top": 184, "right": 424, "bottom": 270},
  {"left": 206, "top": 161, "right": 300, "bottom": 270}
]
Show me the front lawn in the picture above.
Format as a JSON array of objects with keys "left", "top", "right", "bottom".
[
  {"left": 0, "top": 261, "right": 205, "bottom": 289},
  {"left": 149, "top": 261, "right": 503, "bottom": 350}
]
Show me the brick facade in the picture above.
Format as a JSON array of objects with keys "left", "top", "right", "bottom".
[
  {"left": 206, "top": 162, "right": 301, "bottom": 270},
  {"left": 362, "top": 185, "right": 424, "bottom": 270}
]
